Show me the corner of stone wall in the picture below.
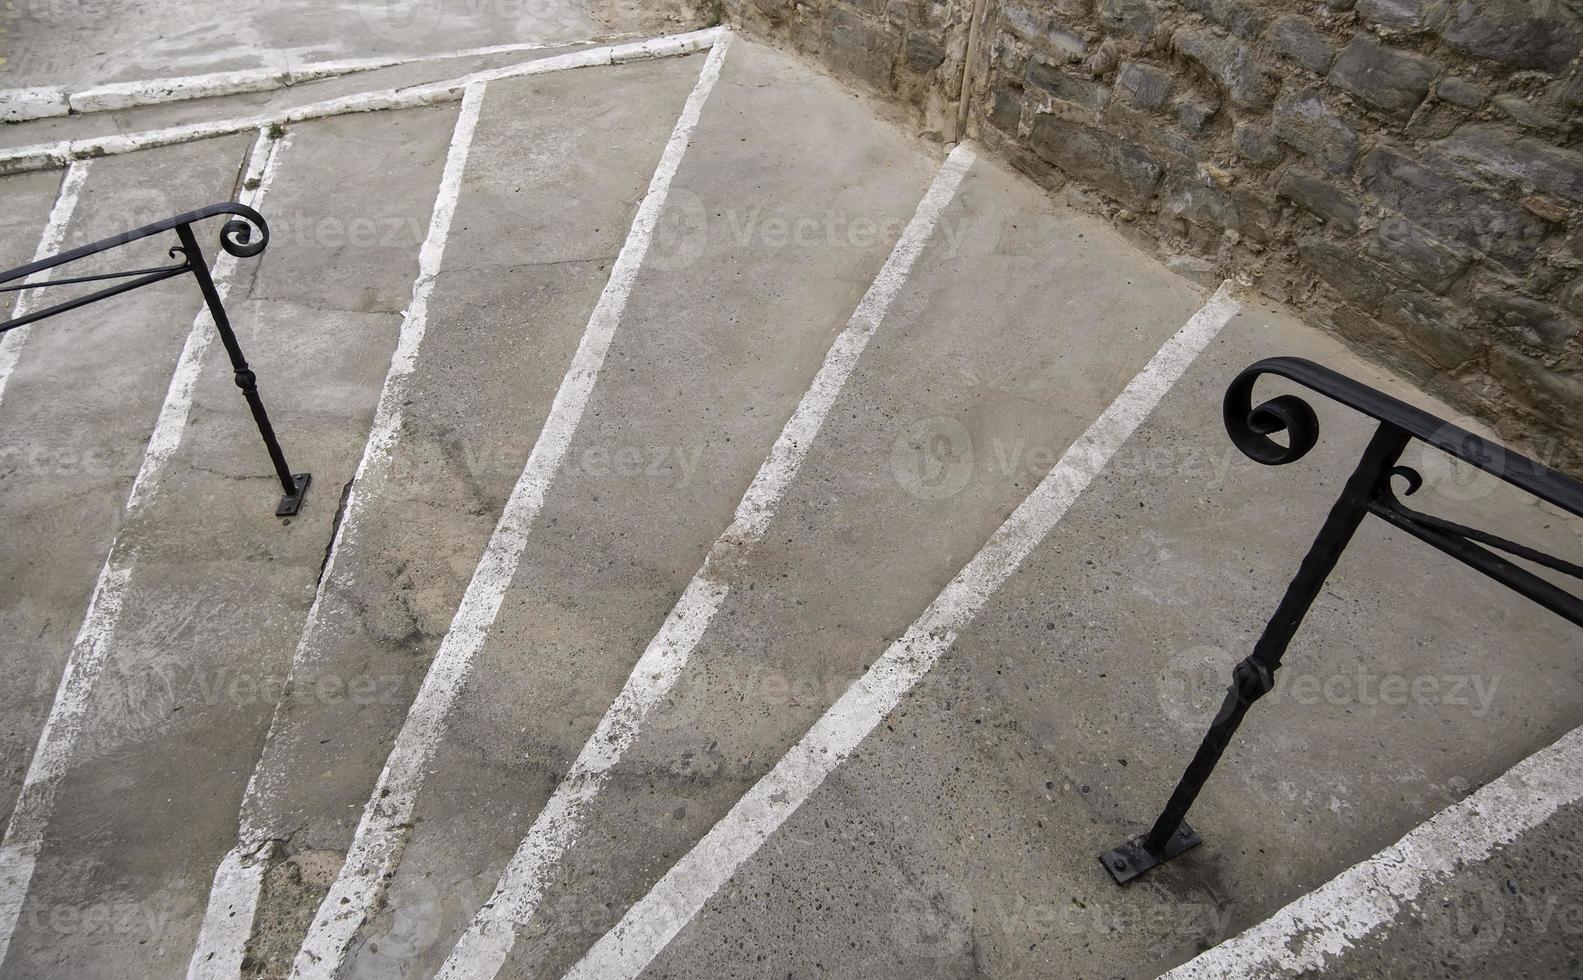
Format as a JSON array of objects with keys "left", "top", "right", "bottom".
[
  {"left": 722, "top": 0, "right": 980, "bottom": 139},
  {"left": 723, "top": 0, "right": 1583, "bottom": 472}
]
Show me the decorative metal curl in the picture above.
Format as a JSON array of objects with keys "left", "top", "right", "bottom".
[
  {"left": 0, "top": 202, "right": 271, "bottom": 293},
  {"left": 0, "top": 199, "right": 301, "bottom": 515},
  {"left": 1385, "top": 464, "right": 1424, "bottom": 498},
  {"left": 218, "top": 209, "right": 268, "bottom": 258},
  {"left": 1221, "top": 356, "right": 1583, "bottom": 520},
  {"left": 1105, "top": 355, "right": 1583, "bottom": 888},
  {"left": 1223, "top": 388, "right": 1319, "bottom": 465}
]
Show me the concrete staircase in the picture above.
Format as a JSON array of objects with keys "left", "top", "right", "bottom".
[{"left": 0, "top": 27, "right": 1579, "bottom": 980}]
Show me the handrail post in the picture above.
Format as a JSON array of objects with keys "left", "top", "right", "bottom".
[
  {"left": 173, "top": 222, "right": 310, "bottom": 516},
  {"left": 1101, "top": 422, "right": 1410, "bottom": 885}
]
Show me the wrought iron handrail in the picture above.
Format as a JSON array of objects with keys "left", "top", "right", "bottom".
[
  {"left": 1102, "top": 355, "right": 1583, "bottom": 885},
  {"left": 0, "top": 203, "right": 310, "bottom": 516}
]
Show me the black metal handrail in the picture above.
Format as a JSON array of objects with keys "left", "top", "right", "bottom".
[
  {"left": 1102, "top": 356, "right": 1583, "bottom": 885},
  {"left": 0, "top": 203, "right": 310, "bottom": 516}
]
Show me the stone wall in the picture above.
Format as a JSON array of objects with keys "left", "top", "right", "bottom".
[
  {"left": 724, "top": 0, "right": 1583, "bottom": 465},
  {"left": 725, "top": 0, "right": 979, "bottom": 137}
]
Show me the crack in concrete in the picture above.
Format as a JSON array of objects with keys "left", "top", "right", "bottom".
[{"left": 315, "top": 475, "right": 355, "bottom": 591}]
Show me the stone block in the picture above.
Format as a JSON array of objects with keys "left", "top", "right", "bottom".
[
  {"left": 1329, "top": 36, "right": 1440, "bottom": 118},
  {"left": 1173, "top": 25, "right": 1275, "bottom": 109},
  {"left": 989, "top": 80, "right": 1024, "bottom": 133},
  {"left": 1436, "top": 75, "right": 1486, "bottom": 109},
  {"left": 1276, "top": 169, "right": 1362, "bottom": 230},
  {"left": 1356, "top": 0, "right": 1447, "bottom": 31},
  {"left": 1361, "top": 146, "right": 1547, "bottom": 268},
  {"left": 1178, "top": 0, "right": 1269, "bottom": 40},
  {"left": 1115, "top": 61, "right": 1173, "bottom": 108},
  {"left": 1368, "top": 214, "right": 1475, "bottom": 292},
  {"left": 1266, "top": 15, "right": 1335, "bottom": 73},
  {"left": 1301, "top": 238, "right": 1398, "bottom": 304},
  {"left": 1103, "top": 101, "right": 1206, "bottom": 165},
  {"left": 1026, "top": 61, "right": 1111, "bottom": 111},
  {"left": 824, "top": 6, "right": 899, "bottom": 89},
  {"left": 1098, "top": 0, "right": 1157, "bottom": 36},
  {"left": 1440, "top": 0, "right": 1583, "bottom": 73},
  {"left": 1161, "top": 175, "right": 1238, "bottom": 232},
  {"left": 1233, "top": 119, "right": 1284, "bottom": 164},
  {"left": 1382, "top": 291, "right": 1481, "bottom": 368},
  {"left": 904, "top": 31, "right": 947, "bottom": 72},
  {"left": 1432, "top": 124, "right": 1583, "bottom": 205},
  {"left": 1000, "top": 1, "right": 1089, "bottom": 58},
  {"left": 1474, "top": 283, "right": 1580, "bottom": 352},
  {"left": 1273, "top": 87, "right": 1360, "bottom": 174},
  {"left": 1030, "top": 114, "right": 1165, "bottom": 206},
  {"left": 1567, "top": 278, "right": 1583, "bottom": 317},
  {"left": 1174, "top": 95, "right": 1218, "bottom": 130}
]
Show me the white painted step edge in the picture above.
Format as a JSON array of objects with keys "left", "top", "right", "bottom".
[
  {"left": 1162, "top": 720, "right": 1583, "bottom": 978},
  {"left": 0, "top": 27, "right": 728, "bottom": 176},
  {"left": 0, "top": 34, "right": 646, "bottom": 122}
]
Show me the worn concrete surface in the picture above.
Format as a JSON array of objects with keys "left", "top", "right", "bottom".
[
  {"left": 0, "top": 0, "right": 700, "bottom": 89},
  {"left": 0, "top": 171, "right": 58, "bottom": 317},
  {"left": 1312, "top": 798, "right": 1583, "bottom": 978},
  {"left": 0, "top": 137, "right": 250, "bottom": 825},
  {"left": 337, "top": 37, "right": 944, "bottom": 978},
  {"left": 1, "top": 107, "right": 452, "bottom": 978},
  {"left": 641, "top": 299, "right": 1583, "bottom": 979},
  {"left": 0, "top": 19, "right": 1579, "bottom": 980},
  {"left": 236, "top": 54, "right": 703, "bottom": 979},
  {"left": 479, "top": 149, "right": 1209, "bottom": 980}
]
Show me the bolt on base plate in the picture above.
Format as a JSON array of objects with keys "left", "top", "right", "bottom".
[
  {"left": 1099, "top": 821, "right": 1201, "bottom": 886},
  {"left": 276, "top": 472, "right": 311, "bottom": 517}
]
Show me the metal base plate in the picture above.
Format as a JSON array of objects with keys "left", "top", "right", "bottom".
[
  {"left": 276, "top": 472, "right": 311, "bottom": 517},
  {"left": 1100, "top": 821, "right": 1201, "bottom": 885}
]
